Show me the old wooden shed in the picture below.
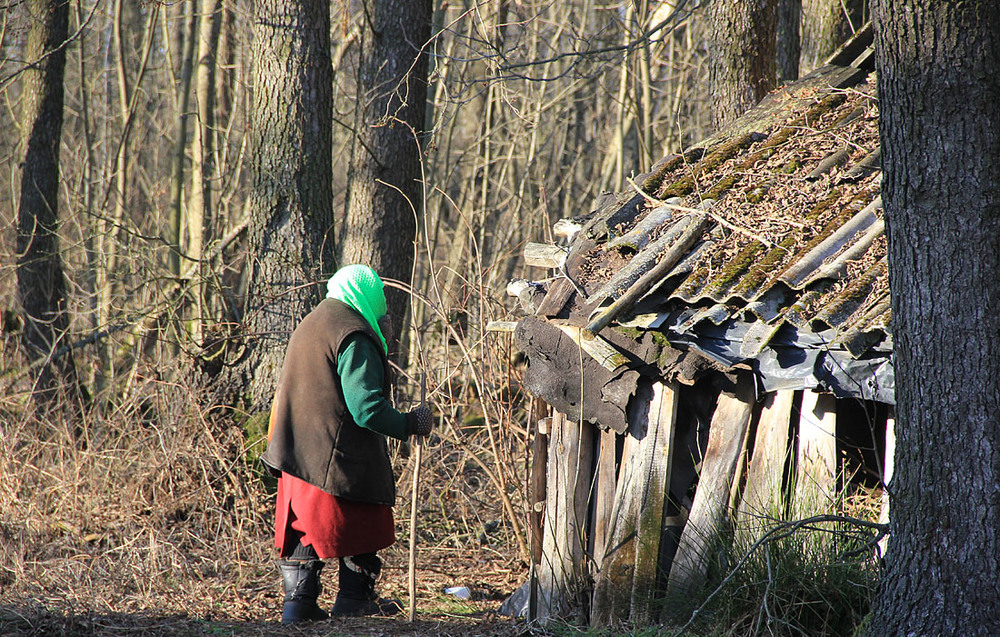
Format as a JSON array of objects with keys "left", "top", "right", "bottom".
[{"left": 500, "top": 27, "right": 893, "bottom": 626}]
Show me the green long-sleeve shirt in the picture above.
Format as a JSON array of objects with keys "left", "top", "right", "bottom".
[{"left": 337, "top": 333, "right": 409, "bottom": 441}]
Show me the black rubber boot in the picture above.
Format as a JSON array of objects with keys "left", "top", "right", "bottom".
[
  {"left": 330, "top": 553, "right": 403, "bottom": 617},
  {"left": 279, "top": 559, "right": 330, "bottom": 624}
]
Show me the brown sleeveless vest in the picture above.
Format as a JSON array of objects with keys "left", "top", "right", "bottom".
[{"left": 262, "top": 299, "right": 396, "bottom": 505}]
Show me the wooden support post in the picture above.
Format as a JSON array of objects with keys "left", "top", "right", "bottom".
[
  {"left": 528, "top": 403, "right": 550, "bottom": 623},
  {"left": 667, "top": 372, "right": 755, "bottom": 600},
  {"left": 536, "top": 411, "right": 594, "bottom": 622},
  {"left": 879, "top": 407, "right": 895, "bottom": 557},
  {"left": 735, "top": 389, "right": 795, "bottom": 546},
  {"left": 792, "top": 391, "right": 838, "bottom": 519},
  {"left": 590, "top": 428, "right": 618, "bottom": 575},
  {"left": 531, "top": 414, "right": 551, "bottom": 566},
  {"left": 591, "top": 381, "right": 678, "bottom": 626}
]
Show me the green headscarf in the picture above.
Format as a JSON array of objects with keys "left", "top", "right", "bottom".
[{"left": 326, "top": 264, "right": 388, "bottom": 353}]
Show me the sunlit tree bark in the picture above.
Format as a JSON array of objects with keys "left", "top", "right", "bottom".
[
  {"left": 341, "top": 0, "right": 432, "bottom": 362},
  {"left": 800, "top": 0, "right": 864, "bottom": 74},
  {"left": 708, "top": 0, "right": 777, "bottom": 130},
  {"left": 15, "top": 0, "right": 77, "bottom": 399},
  {"left": 232, "top": 0, "right": 334, "bottom": 413},
  {"left": 188, "top": 0, "right": 221, "bottom": 342},
  {"left": 776, "top": 0, "right": 801, "bottom": 83},
  {"left": 867, "top": 1, "right": 1000, "bottom": 633},
  {"left": 167, "top": 1, "right": 197, "bottom": 284}
]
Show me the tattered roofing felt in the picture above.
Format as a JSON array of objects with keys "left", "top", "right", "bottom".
[{"left": 514, "top": 26, "right": 894, "bottom": 411}]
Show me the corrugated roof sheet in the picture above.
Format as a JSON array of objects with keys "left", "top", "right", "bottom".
[{"left": 518, "top": 30, "right": 894, "bottom": 403}]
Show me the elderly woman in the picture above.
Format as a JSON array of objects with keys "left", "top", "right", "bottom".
[{"left": 262, "top": 264, "right": 432, "bottom": 624}]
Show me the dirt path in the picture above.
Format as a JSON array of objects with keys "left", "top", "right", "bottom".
[{"left": 0, "top": 539, "right": 529, "bottom": 636}]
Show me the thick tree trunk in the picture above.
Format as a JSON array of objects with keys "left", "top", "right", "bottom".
[
  {"left": 800, "top": 0, "right": 864, "bottom": 75},
  {"left": 341, "top": 0, "right": 432, "bottom": 362},
  {"left": 709, "top": 0, "right": 778, "bottom": 131},
  {"left": 776, "top": 0, "right": 801, "bottom": 83},
  {"left": 16, "top": 0, "right": 76, "bottom": 397},
  {"left": 867, "top": 2, "right": 1000, "bottom": 634},
  {"left": 233, "top": 0, "right": 334, "bottom": 413}
]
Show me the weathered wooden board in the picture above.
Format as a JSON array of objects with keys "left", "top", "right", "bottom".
[
  {"left": 528, "top": 400, "right": 549, "bottom": 622},
  {"left": 667, "top": 372, "right": 755, "bottom": 599},
  {"left": 536, "top": 411, "right": 594, "bottom": 622},
  {"left": 735, "top": 389, "right": 794, "bottom": 545},
  {"left": 630, "top": 382, "right": 678, "bottom": 625},
  {"left": 485, "top": 320, "right": 518, "bottom": 332},
  {"left": 554, "top": 323, "right": 629, "bottom": 371},
  {"left": 534, "top": 236, "right": 597, "bottom": 318},
  {"left": 589, "top": 428, "right": 618, "bottom": 575},
  {"left": 792, "top": 391, "right": 838, "bottom": 519},
  {"left": 524, "top": 242, "right": 567, "bottom": 269},
  {"left": 590, "top": 381, "right": 678, "bottom": 626}
]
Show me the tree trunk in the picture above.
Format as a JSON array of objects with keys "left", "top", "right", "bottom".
[
  {"left": 800, "top": 0, "right": 864, "bottom": 74},
  {"left": 709, "top": 0, "right": 778, "bottom": 131},
  {"left": 776, "top": 0, "right": 801, "bottom": 83},
  {"left": 168, "top": 1, "right": 197, "bottom": 283},
  {"left": 232, "top": 0, "right": 334, "bottom": 413},
  {"left": 188, "top": 0, "right": 221, "bottom": 343},
  {"left": 866, "top": 2, "right": 1000, "bottom": 634},
  {"left": 341, "top": 0, "right": 432, "bottom": 363},
  {"left": 16, "top": 0, "right": 76, "bottom": 398}
]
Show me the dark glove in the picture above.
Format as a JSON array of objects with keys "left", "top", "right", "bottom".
[{"left": 406, "top": 405, "right": 433, "bottom": 437}]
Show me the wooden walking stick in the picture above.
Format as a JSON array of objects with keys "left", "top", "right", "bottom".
[{"left": 407, "top": 373, "right": 426, "bottom": 622}]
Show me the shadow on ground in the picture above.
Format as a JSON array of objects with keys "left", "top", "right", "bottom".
[{"left": 0, "top": 605, "right": 530, "bottom": 636}]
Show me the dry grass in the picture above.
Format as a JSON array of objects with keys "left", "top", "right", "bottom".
[{"left": 0, "top": 359, "right": 533, "bottom": 636}]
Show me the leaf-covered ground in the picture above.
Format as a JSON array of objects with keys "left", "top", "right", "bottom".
[{"left": 1, "top": 378, "right": 535, "bottom": 636}]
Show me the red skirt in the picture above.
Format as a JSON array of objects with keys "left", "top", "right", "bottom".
[{"left": 274, "top": 472, "right": 396, "bottom": 559}]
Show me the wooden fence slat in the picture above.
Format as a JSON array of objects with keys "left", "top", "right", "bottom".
[
  {"left": 735, "top": 389, "right": 795, "bottom": 545},
  {"left": 591, "top": 418, "right": 640, "bottom": 625},
  {"left": 531, "top": 413, "right": 551, "bottom": 566},
  {"left": 590, "top": 381, "right": 678, "bottom": 626},
  {"left": 667, "top": 372, "right": 755, "bottom": 599},
  {"left": 793, "top": 391, "right": 838, "bottom": 519},
  {"left": 537, "top": 411, "right": 594, "bottom": 621}
]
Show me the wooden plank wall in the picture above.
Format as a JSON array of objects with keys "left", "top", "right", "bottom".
[
  {"left": 589, "top": 428, "right": 618, "bottom": 574},
  {"left": 793, "top": 392, "right": 838, "bottom": 519},
  {"left": 532, "top": 379, "right": 889, "bottom": 626}
]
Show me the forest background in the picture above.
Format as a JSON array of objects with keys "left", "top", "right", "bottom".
[{"left": 0, "top": 0, "right": 866, "bottom": 634}]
